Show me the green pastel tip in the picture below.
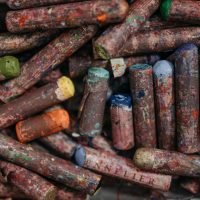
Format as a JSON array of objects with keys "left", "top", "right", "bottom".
[
  {"left": 129, "top": 64, "right": 151, "bottom": 71},
  {"left": 0, "top": 56, "right": 20, "bottom": 78},
  {"left": 160, "top": 0, "right": 172, "bottom": 21},
  {"left": 88, "top": 67, "right": 110, "bottom": 82}
]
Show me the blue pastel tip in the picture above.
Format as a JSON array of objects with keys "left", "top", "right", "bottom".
[
  {"left": 110, "top": 94, "right": 132, "bottom": 108},
  {"left": 74, "top": 146, "right": 86, "bottom": 167}
]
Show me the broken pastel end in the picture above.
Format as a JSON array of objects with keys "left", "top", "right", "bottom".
[{"left": 160, "top": 0, "right": 172, "bottom": 21}]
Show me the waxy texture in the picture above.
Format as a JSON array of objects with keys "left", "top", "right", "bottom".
[
  {"left": 134, "top": 148, "right": 200, "bottom": 177},
  {"left": 16, "top": 109, "right": 70, "bottom": 143},
  {"left": 0, "top": 160, "right": 57, "bottom": 200},
  {"left": 174, "top": 44, "right": 200, "bottom": 153},
  {"left": 0, "top": 26, "right": 97, "bottom": 102},
  {"left": 153, "top": 60, "right": 175, "bottom": 150},
  {"left": 79, "top": 67, "right": 110, "bottom": 137},
  {"left": 6, "top": 0, "right": 128, "bottom": 33},
  {"left": 0, "top": 76, "right": 74, "bottom": 129},
  {"left": 94, "top": 0, "right": 160, "bottom": 59},
  {"left": 75, "top": 146, "right": 171, "bottom": 191},
  {"left": 129, "top": 64, "right": 156, "bottom": 148},
  {"left": 0, "top": 134, "right": 101, "bottom": 195}
]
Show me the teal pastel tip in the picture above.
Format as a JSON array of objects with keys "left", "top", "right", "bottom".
[
  {"left": 88, "top": 67, "right": 110, "bottom": 82},
  {"left": 160, "top": 0, "right": 172, "bottom": 21},
  {"left": 129, "top": 64, "right": 151, "bottom": 71}
]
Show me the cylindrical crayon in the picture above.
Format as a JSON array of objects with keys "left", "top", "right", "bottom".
[
  {"left": 39, "top": 132, "right": 77, "bottom": 159},
  {"left": 0, "top": 134, "right": 101, "bottom": 195},
  {"left": 160, "top": 0, "right": 200, "bottom": 25},
  {"left": 16, "top": 109, "right": 70, "bottom": 143},
  {"left": 75, "top": 146, "right": 171, "bottom": 191},
  {"left": 6, "top": 0, "right": 128, "bottom": 33},
  {"left": 69, "top": 54, "right": 160, "bottom": 78},
  {"left": 110, "top": 94, "right": 134, "bottom": 150},
  {"left": 94, "top": 0, "right": 160, "bottom": 59},
  {"left": 89, "top": 135, "right": 116, "bottom": 154},
  {"left": 0, "top": 31, "right": 57, "bottom": 56},
  {"left": 0, "top": 160, "right": 57, "bottom": 200},
  {"left": 115, "top": 27, "right": 200, "bottom": 57},
  {"left": 0, "top": 25, "right": 97, "bottom": 103},
  {"left": 134, "top": 148, "right": 200, "bottom": 177},
  {"left": 79, "top": 67, "right": 110, "bottom": 137},
  {"left": 2, "top": 0, "right": 91, "bottom": 9},
  {"left": 153, "top": 60, "right": 175, "bottom": 150},
  {"left": 0, "top": 56, "right": 20, "bottom": 81},
  {"left": 174, "top": 44, "right": 200, "bottom": 154},
  {"left": 129, "top": 64, "right": 156, "bottom": 148},
  {"left": 180, "top": 178, "right": 200, "bottom": 194},
  {"left": 0, "top": 76, "right": 75, "bottom": 129}
]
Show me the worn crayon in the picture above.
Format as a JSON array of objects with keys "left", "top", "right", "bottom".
[
  {"left": 115, "top": 27, "right": 200, "bottom": 57},
  {"left": 89, "top": 135, "right": 116, "bottom": 154},
  {"left": 153, "top": 60, "right": 175, "bottom": 150},
  {"left": 129, "top": 64, "right": 156, "bottom": 148},
  {"left": 110, "top": 94, "right": 134, "bottom": 150},
  {"left": 174, "top": 44, "right": 200, "bottom": 154},
  {"left": 0, "top": 76, "right": 74, "bottom": 129},
  {"left": 0, "top": 56, "right": 20, "bottom": 81},
  {"left": 0, "top": 25, "right": 97, "bottom": 102},
  {"left": 0, "top": 160, "right": 57, "bottom": 200},
  {"left": 160, "top": 0, "right": 200, "bottom": 25},
  {"left": 0, "top": 31, "right": 57, "bottom": 56},
  {"left": 39, "top": 132, "right": 77, "bottom": 159},
  {"left": 0, "top": 134, "right": 101, "bottom": 195},
  {"left": 180, "top": 178, "right": 200, "bottom": 194},
  {"left": 94, "top": 0, "right": 160, "bottom": 59},
  {"left": 1, "top": 0, "right": 92, "bottom": 9},
  {"left": 6, "top": 0, "right": 128, "bottom": 33},
  {"left": 79, "top": 67, "right": 110, "bottom": 137},
  {"left": 134, "top": 148, "right": 200, "bottom": 177},
  {"left": 75, "top": 146, "right": 171, "bottom": 191},
  {"left": 16, "top": 109, "right": 70, "bottom": 143}
]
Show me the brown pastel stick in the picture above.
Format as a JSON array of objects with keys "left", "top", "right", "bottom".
[
  {"left": 0, "top": 31, "right": 57, "bottom": 56},
  {"left": 0, "top": 76, "right": 75, "bottom": 129},
  {"left": 6, "top": 0, "right": 128, "bottom": 33},
  {"left": 160, "top": 0, "right": 200, "bottom": 25},
  {"left": 3, "top": 0, "right": 91, "bottom": 9},
  {"left": 0, "top": 134, "right": 101, "bottom": 195},
  {"left": 39, "top": 132, "right": 77, "bottom": 159},
  {"left": 69, "top": 54, "right": 160, "bottom": 78},
  {"left": 0, "top": 25, "right": 97, "bottom": 103},
  {"left": 110, "top": 94, "right": 134, "bottom": 150},
  {"left": 0, "top": 160, "right": 57, "bottom": 200},
  {"left": 75, "top": 146, "right": 172, "bottom": 191},
  {"left": 94, "top": 0, "right": 160, "bottom": 59},
  {"left": 174, "top": 44, "right": 200, "bottom": 154},
  {"left": 16, "top": 109, "right": 70, "bottom": 143},
  {"left": 129, "top": 64, "right": 156, "bottom": 148},
  {"left": 134, "top": 148, "right": 200, "bottom": 177},
  {"left": 153, "top": 60, "right": 175, "bottom": 150},
  {"left": 180, "top": 178, "right": 200, "bottom": 194},
  {"left": 117, "top": 27, "right": 200, "bottom": 57},
  {"left": 79, "top": 67, "right": 110, "bottom": 137}
]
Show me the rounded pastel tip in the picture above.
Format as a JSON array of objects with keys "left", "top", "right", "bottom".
[
  {"left": 160, "top": 0, "right": 172, "bottom": 21},
  {"left": 153, "top": 60, "right": 173, "bottom": 77},
  {"left": 110, "top": 94, "right": 132, "bottom": 108},
  {"left": 133, "top": 148, "right": 155, "bottom": 170},
  {"left": 57, "top": 76, "right": 75, "bottom": 99},
  {"left": 0, "top": 56, "right": 20, "bottom": 78},
  {"left": 88, "top": 67, "right": 110, "bottom": 82},
  {"left": 129, "top": 64, "right": 151, "bottom": 71},
  {"left": 74, "top": 146, "right": 86, "bottom": 167}
]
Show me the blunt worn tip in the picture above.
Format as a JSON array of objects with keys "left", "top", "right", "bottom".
[
  {"left": 57, "top": 76, "right": 75, "bottom": 100},
  {"left": 0, "top": 56, "right": 20, "bottom": 78},
  {"left": 177, "top": 43, "right": 198, "bottom": 52},
  {"left": 74, "top": 146, "right": 86, "bottom": 167},
  {"left": 88, "top": 67, "right": 110, "bottom": 82},
  {"left": 95, "top": 44, "right": 110, "bottom": 60},
  {"left": 153, "top": 60, "right": 173, "bottom": 77},
  {"left": 133, "top": 148, "right": 155, "bottom": 170},
  {"left": 160, "top": 0, "right": 172, "bottom": 21},
  {"left": 129, "top": 64, "right": 151, "bottom": 71},
  {"left": 110, "top": 94, "right": 132, "bottom": 108},
  {"left": 44, "top": 186, "right": 57, "bottom": 200}
]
